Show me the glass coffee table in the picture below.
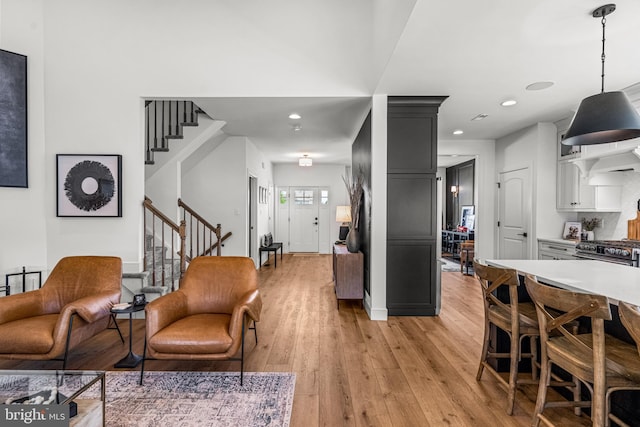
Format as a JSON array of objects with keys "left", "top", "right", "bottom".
[{"left": 0, "top": 370, "right": 105, "bottom": 427}]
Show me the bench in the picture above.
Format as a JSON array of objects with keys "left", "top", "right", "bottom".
[{"left": 259, "top": 242, "right": 283, "bottom": 268}]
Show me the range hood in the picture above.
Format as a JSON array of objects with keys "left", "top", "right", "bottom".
[{"left": 569, "top": 144, "right": 640, "bottom": 177}]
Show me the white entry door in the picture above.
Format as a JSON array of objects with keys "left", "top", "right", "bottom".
[
  {"left": 289, "top": 187, "right": 319, "bottom": 252},
  {"left": 498, "top": 167, "right": 531, "bottom": 259}
]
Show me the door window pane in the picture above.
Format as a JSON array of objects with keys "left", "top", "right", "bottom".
[
  {"left": 294, "top": 190, "right": 314, "bottom": 205},
  {"left": 320, "top": 190, "right": 329, "bottom": 205}
]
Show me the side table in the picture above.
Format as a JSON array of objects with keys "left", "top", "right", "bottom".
[{"left": 110, "top": 303, "right": 147, "bottom": 368}]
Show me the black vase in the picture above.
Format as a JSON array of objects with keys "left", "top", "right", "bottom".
[{"left": 346, "top": 228, "right": 360, "bottom": 253}]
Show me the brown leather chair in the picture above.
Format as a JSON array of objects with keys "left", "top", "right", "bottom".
[
  {"left": 140, "top": 256, "right": 262, "bottom": 385},
  {"left": 0, "top": 256, "right": 122, "bottom": 369}
]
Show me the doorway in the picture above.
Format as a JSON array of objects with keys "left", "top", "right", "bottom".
[
  {"left": 289, "top": 187, "right": 320, "bottom": 252},
  {"left": 498, "top": 167, "right": 531, "bottom": 259},
  {"left": 249, "top": 176, "right": 258, "bottom": 265}
]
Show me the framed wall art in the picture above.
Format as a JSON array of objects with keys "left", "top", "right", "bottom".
[
  {"left": 0, "top": 49, "right": 28, "bottom": 188},
  {"left": 56, "top": 154, "right": 122, "bottom": 217}
]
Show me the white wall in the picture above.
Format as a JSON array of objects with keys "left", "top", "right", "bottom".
[
  {"left": 246, "top": 137, "right": 274, "bottom": 259},
  {"left": 439, "top": 139, "right": 496, "bottom": 260},
  {"left": 273, "top": 163, "right": 349, "bottom": 254},
  {"left": 368, "top": 94, "right": 388, "bottom": 320},
  {"left": 182, "top": 137, "right": 247, "bottom": 257},
  {"left": 1, "top": 0, "right": 385, "bottom": 275},
  {"left": 495, "top": 123, "right": 575, "bottom": 258},
  {"left": 0, "top": 0, "right": 48, "bottom": 278}
]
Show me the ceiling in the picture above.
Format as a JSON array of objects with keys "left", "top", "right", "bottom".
[{"left": 192, "top": 0, "right": 640, "bottom": 167}]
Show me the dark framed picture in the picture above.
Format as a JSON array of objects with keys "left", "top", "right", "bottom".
[
  {"left": 0, "top": 49, "right": 28, "bottom": 188},
  {"left": 56, "top": 154, "right": 122, "bottom": 217}
]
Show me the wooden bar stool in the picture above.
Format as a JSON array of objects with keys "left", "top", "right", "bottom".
[
  {"left": 524, "top": 275, "right": 640, "bottom": 427},
  {"left": 473, "top": 261, "right": 541, "bottom": 415},
  {"left": 459, "top": 240, "right": 474, "bottom": 275}
]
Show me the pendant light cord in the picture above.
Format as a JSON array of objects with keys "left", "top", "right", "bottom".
[{"left": 600, "top": 14, "right": 607, "bottom": 93}]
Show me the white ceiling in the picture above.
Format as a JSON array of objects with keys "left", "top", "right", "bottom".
[{"left": 191, "top": 0, "right": 640, "bottom": 167}]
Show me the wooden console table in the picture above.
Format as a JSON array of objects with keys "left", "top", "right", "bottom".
[{"left": 332, "top": 244, "right": 363, "bottom": 309}]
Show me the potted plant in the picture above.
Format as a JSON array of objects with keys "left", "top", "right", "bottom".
[
  {"left": 342, "top": 173, "right": 364, "bottom": 253},
  {"left": 581, "top": 217, "right": 601, "bottom": 241}
]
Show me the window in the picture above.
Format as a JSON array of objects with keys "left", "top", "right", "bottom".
[
  {"left": 294, "top": 190, "right": 314, "bottom": 205},
  {"left": 279, "top": 190, "right": 288, "bottom": 205},
  {"left": 320, "top": 190, "right": 329, "bottom": 205}
]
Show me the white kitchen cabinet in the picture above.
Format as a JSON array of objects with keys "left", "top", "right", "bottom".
[
  {"left": 556, "top": 160, "right": 622, "bottom": 212},
  {"left": 538, "top": 239, "right": 578, "bottom": 260}
]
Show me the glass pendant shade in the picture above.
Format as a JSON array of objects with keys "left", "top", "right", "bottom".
[{"left": 562, "top": 91, "right": 640, "bottom": 146}]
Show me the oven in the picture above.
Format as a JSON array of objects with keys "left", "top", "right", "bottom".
[{"left": 575, "top": 240, "right": 640, "bottom": 267}]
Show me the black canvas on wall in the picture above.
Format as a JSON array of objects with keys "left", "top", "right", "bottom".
[{"left": 0, "top": 49, "right": 28, "bottom": 188}]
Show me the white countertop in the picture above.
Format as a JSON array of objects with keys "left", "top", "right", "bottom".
[
  {"left": 485, "top": 259, "right": 640, "bottom": 306},
  {"left": 537, "top": 238, "right": 577, "bottom": 246}
]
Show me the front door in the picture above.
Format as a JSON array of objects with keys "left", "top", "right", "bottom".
[
  {"left": 498, "top": 167, "right": 530, "bottom": 259},
  {"left": 289, "top": 187, "right": 319, "bottom": 252}
]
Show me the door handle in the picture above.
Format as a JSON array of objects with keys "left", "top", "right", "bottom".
[{"left": 517, "top": 232, "right": 528, "bottom": 237}]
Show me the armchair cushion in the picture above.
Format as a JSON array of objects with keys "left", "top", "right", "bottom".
[
  {"left": 0, "top": 256, "right": 122, "bottom": 364},
  {"left": 150, "top": 313, "right": 232, "bottom": 355}
]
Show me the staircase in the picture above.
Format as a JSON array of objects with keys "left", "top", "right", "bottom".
[
  {"left": 145, "top": 100, "right": 208, "bottom": 165},
  {"left": 141, "top": 197, "right": 233, "bottom": 296}
]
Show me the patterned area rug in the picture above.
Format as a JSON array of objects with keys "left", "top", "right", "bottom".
[
  {"left": 440, "top": 258, "right": 461, "bottom": 272},
  {"left": 0, "top": 371, "right": 295, "bottom": 427},
  {"left": 105, "top": 371, "right": 295, "bottom": 427}
]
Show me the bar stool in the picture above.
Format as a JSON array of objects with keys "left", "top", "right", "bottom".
[
  {"left": 459, "top": 240, "right": 474, "bottom": 275},
  {"left": 613, "top": 302, "right": 640, "bottom": 427},
  {"left": 473, "top": 261, "right": 541, "bottom": 415},
  {"left": 524, "top": 275, "right": 640, "bottom": 427}
]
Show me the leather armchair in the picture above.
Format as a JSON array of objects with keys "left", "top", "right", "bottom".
[
  {"left": 141, "top": 256, "right": 262, "bottom": 384},
  {"left": 0, "top": 256, "right": 122, "bottom": 368}
]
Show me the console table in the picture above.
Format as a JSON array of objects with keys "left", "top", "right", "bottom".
[{"left": 332, "top": 244, "right": 363, "bottom": 309}]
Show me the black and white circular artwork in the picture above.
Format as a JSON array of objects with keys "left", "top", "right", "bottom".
[
  {"left": 64, "top": 160, "right": 115, "bottom": 211},
  {"left": 57, "top": 155, "right": 122, "bottom": 217}
]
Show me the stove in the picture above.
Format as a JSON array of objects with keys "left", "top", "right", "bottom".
[{"left": 575, "top": 240, "right": 640, "bottom": 266}]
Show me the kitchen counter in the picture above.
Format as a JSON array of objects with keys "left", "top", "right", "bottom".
[
  {"left": 486, "top": 259, "right": 640, "bottom": 306},
  {"left": 536, "top": 237, "right": 578, "bottom": 246}
]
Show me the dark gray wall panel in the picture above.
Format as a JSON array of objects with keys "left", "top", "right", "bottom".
[{"left": 387, "top": 174, "right": 436, "bottom": 240}]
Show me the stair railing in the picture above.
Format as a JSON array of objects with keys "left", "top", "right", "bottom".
[
  {"left": 178, "top": 198, "right": 232, "bottom": 259},
  {"left": 145, "top": 100, "right": 204, "bottom": 165},
  {"left": 143, "top": 197, "right": 186, "bottom": 291}
]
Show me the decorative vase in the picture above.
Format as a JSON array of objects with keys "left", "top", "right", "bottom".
[
  {"left": 585, "top": 230, "right": 595, "bottom": 241},
  {"left": 346, "top": 228, "right": 360, "bottom": 253}
]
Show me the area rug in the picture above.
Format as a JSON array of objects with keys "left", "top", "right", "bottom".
[
  {"left": 1, "top": 371, "right": 295, "bottom": 427},
  {"left": 107, "top": 371, "right": 295, "bottom": 427},
  {"left": 440, "top": 258, "right": 461, "bottom": 272}
]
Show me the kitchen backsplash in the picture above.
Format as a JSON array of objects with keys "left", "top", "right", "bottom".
[{"left": 579, "top": 171, "right": 640, "bottom": 240}]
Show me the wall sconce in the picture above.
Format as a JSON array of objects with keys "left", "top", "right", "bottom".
[{"left": 450, "top": 185, "right": 458, "bottom": 197}]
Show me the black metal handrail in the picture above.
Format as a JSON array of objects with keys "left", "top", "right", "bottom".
[{"left": 178, "top": 198, "right": 231, "bottom": 259}]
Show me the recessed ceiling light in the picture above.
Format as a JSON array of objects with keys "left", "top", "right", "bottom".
[
  {"left": 471, "top": 114, "right": 488, "bottom": 121},
  {"left": 526, "top": 81, "right": 554, "bottom": 91},
  {"left": 453, "top": 129, "right": 464, "bottom": 135},
  {"left": 289, "top": 113, "right": 302, "bottom": 120},
  {"left": 501, "top": 99, "right": 517, "bottom": 107}
]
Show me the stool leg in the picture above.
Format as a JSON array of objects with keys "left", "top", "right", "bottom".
[
  {"left": 506, "top": 332, "right": 518, "bottom": 415},
  {"left": 532, "top": 358, "right": 552, "bottom": 427},
  {"left": 476, "top": 317, "right": 491, "bottom": 380}
]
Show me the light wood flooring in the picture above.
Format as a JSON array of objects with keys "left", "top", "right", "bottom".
[{"left": 0, "top": 254, "right": 591, "bottom": 426}]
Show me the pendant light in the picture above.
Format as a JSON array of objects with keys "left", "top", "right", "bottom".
[{"left": 562, "top": 4, "right": 640, "bottom": 146}]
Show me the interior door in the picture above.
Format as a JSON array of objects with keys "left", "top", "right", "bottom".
[
  {"left": 289, "top": 187, "right": 319, "bottom": 252},
  {"left": 498, "top": 167, "right": 531, "bottom": 259},
  {"left": 249, "top": 176, "right": 258, "bottom": 265}
]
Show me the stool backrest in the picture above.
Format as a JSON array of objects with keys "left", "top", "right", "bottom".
[
  {"left": 473, "top": 261, "right": 521, "bottom": 329},
  {"left": 524, "top": 274, "right": 611, "bottom": 366},
  {"left": 619, "top": 301, "right": 640, "bottom": 357}
]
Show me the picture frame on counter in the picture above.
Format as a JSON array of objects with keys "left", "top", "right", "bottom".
[{"left": 563, "top": 221, "right": 581, "bottom": 241}]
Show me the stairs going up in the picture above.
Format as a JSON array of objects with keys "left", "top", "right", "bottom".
[{"left": 145, "top": 100, "right": 208, "bottom": 165}]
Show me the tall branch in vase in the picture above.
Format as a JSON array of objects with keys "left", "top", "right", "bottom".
[{"left": 342, "top": 173, "right": 364, "bottom": 252}]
